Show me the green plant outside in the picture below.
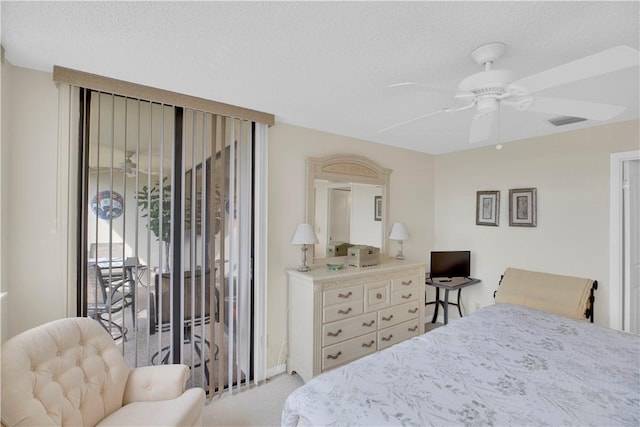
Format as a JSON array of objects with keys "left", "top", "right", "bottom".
[{"left": 137, "top": 177, "right": 172, "bottom": 243}]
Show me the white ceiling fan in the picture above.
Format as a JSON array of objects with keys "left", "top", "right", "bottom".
[
  {"left": 380, "top": 43, "right": 639, "bottom": 143},
  {"left": 118, "top": 151, "right": 139, "bottom": 176},
  {"left": 90, "top": 151, "right": 155, "bottom": 176}
]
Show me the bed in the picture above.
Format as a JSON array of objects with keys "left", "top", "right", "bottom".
[{"left": 281, "top": 269, "right": 640, "bottom": 426}]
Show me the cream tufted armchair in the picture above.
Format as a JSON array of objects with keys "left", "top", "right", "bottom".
[{"left": 1, "top": 317, "right": 206, "bottom": 426}]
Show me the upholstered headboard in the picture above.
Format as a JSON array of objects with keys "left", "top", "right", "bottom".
[{"left": 494, "top": 268, "right": 597, "bottom": 322}]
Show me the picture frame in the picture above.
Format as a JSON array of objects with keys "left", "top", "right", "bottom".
[
  {"left": 476, "top": 190, "right": 500, "bottom": 226},
  {"left": 509, "top": 188, "right": 537, "bottom": 227},
  {"left": 374, "top": 195, "right": 382, "bottom": 221}
]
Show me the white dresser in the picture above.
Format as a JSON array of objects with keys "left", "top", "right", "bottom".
[{"left": 287, "top": 258, "right": 426, "bottom": 382}]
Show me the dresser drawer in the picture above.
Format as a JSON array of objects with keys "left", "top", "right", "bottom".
[
  {"left": 364, "top": 280, "right": 390, "bottom": 312},
  {"left": 378, "top": 300, "right": 420, "bottom": 329},
  {"left": 322, "top": 312, "right": 378, "bottom": 347},
  {"left": 391, "top": 275, "right": 420, "bottom": 292},
  {"left": 322, "top": 332, "right": 377, "bottom": 371},
  {"left": 323, "top": 300, "right": 364, "bottom": 323},
  {"left": 323, "top": 285, "right": 364, "bottom": 307},
  {"left": 390, "top": 287, "right": 419, "bottom": 305},
  {"left": 377, "top": 319, "right": 422, "bottom": 350}
]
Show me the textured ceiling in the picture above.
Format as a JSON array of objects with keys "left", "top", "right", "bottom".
[{"left": 2, "top": 1, "right": 639, "bottom": 154}]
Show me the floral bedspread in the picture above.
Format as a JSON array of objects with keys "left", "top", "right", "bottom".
[{"left": 281, "top": 303, "right": 640, "bottom": 426}]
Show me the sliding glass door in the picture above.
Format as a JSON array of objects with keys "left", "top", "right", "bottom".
[{"left": 79, "top": 90, "right": 254, "bottom": 393}]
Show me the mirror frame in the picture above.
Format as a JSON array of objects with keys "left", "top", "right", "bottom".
[{"left": 306, "top": 154, "right": 392, "bottom": 262}]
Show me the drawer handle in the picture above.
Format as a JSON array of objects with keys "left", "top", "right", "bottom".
[
  {"left": 408, "top": 326, "right": 418, "bottom": 332},
  {"left": 402, "top": 280, "right": 413, "bottom": 286},
  {"left": 376, "top": 293, "right": 383, "bottom": 299},
  {"left": 327, "top": 329, "right": 342, "bottom": 337},
  {"left": 361, "top": 340, "right": 375, "bottom": 348},
  {"left": 338, "top": 307, "right": 352, "bottom": 315},
  {"left": 362, "top": 320, "right": 375, "bottom": 327},
  {"left": 326, "top": 351, "right": 342, "bottom": 360},
  {"left": 401, "top": 293, "right": 412, "bottom": 299},
  {"left": 381, "top": 334, "right": 393, "bottom": 342},
  {"left": 382, "top": 315, "right": 393, "bottom": 322},
  {"left": 409, "top": 308, "right": 418, "bottom": 314},
  {"left": 338, "top": 291, "right": 352, "bottom": 299}
]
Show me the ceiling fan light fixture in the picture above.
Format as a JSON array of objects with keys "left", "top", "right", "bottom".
[{"left": 476, "top": 98, "right": 498, "bottom": 115}]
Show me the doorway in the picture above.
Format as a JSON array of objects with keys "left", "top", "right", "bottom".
[
  {"left": 328, "top": 187, "right": 351, "bottom": 245},
  {"left": 610, "top": 151, "right": 640, "bottom": 332}
]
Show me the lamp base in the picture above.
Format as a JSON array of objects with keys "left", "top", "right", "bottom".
[
  {"left": 395, "top": 241, "right": 405, "bottom": 260},
  {"left": 297, "top": 244, "right": 310, "bottom": 272}
]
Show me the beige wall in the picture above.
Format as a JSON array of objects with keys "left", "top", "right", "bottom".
[
  {"left": 0, "top": 65, "right": 436, "bottom": 369},
  {"left": 3, "top": 62, "right": 637, "bottom": 373},
  {"left": 433, "top": 119, "right": 640, "bottom": 326},
  {"left": 266, "top": 123, "right": 435, "bottom": 370},
  {"left": 1, "top": 48, "right": 8, "bottom": 342},
  {"left": 1, "top": 62, "right": 68, "bottom": 338}
]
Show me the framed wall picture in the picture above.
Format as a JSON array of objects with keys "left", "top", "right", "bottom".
[
  {"left": 509, "top": 188, "right": 537, "bottom": 227},
  {"left": 476, "top": 191, "right": 500, "bottom": 226},
  {"left": 374, "top": 195, "right": 382, "bottom": 221},
  {"left": 91, "top": 190, "right": 124, "bottom": 220}
]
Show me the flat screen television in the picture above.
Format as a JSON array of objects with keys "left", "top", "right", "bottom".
[{"left": 430, "top": 251, "right": 471, "bottom": 279}]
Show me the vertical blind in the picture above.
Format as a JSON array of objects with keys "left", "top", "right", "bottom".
[{"left": 76, "top": 88, "right": 262, "bottom": 394}]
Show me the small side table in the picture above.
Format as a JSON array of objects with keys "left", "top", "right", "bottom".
[{"left": 425, "top": 277, "right": 481, "bottom": 324}]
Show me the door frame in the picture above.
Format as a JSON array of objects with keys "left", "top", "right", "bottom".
[{"left": 609, "top": 150, "right": 640, "bottom": 330}]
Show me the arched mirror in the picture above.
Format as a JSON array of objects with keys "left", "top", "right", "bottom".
[{"left": 307, "top": 155, "right": 392, "bottom": 262}]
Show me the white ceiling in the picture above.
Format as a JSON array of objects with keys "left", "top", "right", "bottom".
[{"left": 2, "top": 1, "right": 639, "bottom": 154}]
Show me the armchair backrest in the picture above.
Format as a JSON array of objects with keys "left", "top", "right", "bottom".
[{"left": 1, "top": 317, "right": 130, "bottom": 426}]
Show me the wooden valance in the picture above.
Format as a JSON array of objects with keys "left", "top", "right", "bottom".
[{"left": 53, "top": 65, "right": 274, "bottom": 126}]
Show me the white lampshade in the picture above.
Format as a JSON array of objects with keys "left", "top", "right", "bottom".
[
  {"left": 389, "top": 222, "right": 410, "bottom": 241},
  {"left": 292, "top": 223, "right": 318, "bottom": 245}
]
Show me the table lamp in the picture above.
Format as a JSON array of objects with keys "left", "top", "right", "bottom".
[
  {"left": 292, "top": 223, "right": 318, "bottom": 272},
  {"left": 389, "top": 222, "right": 410, "bottom": 260}
]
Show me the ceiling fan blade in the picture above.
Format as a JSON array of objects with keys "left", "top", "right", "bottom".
[
  {"left": 135, "top": 168, "right": 160, "bottom": 176},
  {"left": 511, "top": 45, "right": 639, "bottom": 94},
  {"left": 89, "top": 166, "right": 112, "bottom": 174},
  {"left": 524, "top": 96, "right": 625, "bottom": 121},
  {"left": 469, "top": 112, "right": 494, "bottom": 144},
  {"left": 388, "top": 82, "right": 454, "bottom": 95},
  {"left": 378, "top": 109, "right": 447, "bottom": 133}
]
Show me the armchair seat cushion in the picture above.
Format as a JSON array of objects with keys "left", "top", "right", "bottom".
[
  {"left": 97, "top": 388, "right": 205, "bottom": 427},
  {"left": 123, "top": 365, "right": 192, "bottom": 404}
]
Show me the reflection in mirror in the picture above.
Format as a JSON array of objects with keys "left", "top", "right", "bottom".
[
  {"left": 306, "top": 155, "right": 392, "bottom": 262},
  {"left": 314, "top": 180, "right": 383, "bottom": 257}
]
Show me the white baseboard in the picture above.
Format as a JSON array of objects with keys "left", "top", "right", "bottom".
[{"left": 266, "top": 364, "right": 286, "bottom": 379}]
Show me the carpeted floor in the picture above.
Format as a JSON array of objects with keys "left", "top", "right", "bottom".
[{"left": 203, "top": 373, "right": 305, "bottom": 426}]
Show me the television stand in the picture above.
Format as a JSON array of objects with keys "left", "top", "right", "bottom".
[{"left": 425, "top": 277, "right": 481, "bottom": 324}]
